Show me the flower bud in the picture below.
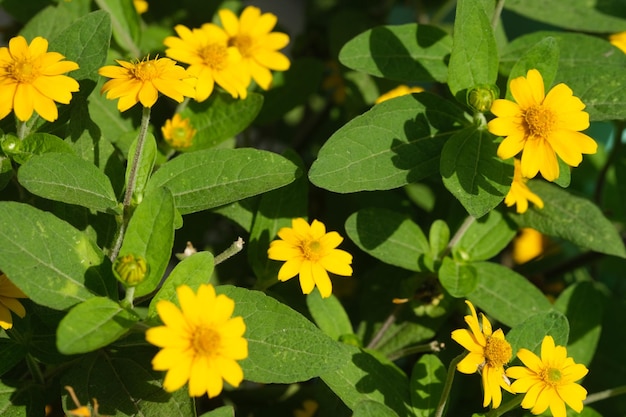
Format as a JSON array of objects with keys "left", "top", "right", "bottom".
[
  {"left": 1, "top": 134, "right": 21, "bottom": 157},
  {"left": 113, "top": 254, "right": 148, "bottom": 286},
  {"left": 467, "top": 84, "right": 499, "bottom": 113}
]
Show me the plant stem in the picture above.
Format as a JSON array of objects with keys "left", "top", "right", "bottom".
[
  {"left": 387, "top": 340, "right": 445, "bottom": 361},
  {"left": 442, "top": 215, "right": 475, "bottom": 258},
  {"left": 486, "top": 395, "right": 522, "bottom": 417},
  {"left": 584, "top": 385, "right": 626, "bottom": 405},
  {"left": 214, "top": 237, "right": 245, "bottom": 265},
  {"left": 175, "top": 96, "right": 190, "bottom": 115},
  {"left": 366, "top": 303, "right": 403, "bottom": 350},
  {"left": 491, "top": 0, "right": 506, "bottom": 30},
  {"left": 16, "top": 119, "right": 28, "bottom": 140},
  {"left": 25, "top": 354, "right": 45, "bottom": 385},
  {"left": 434, "top": 353, "right": 465, "bottom": 417},
  {"left": 123, "top": 286, "right": 136, "bottom": 308},
  {"left": 109, "top": 106, "right": 151, "bottom": 262},
  {"left": 431, "top": 0, "right": 457, "bottom": 24}
]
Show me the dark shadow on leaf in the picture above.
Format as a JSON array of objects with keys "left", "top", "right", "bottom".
[
  {"left": 410, "top": 360, "right": 447, "bottom": 411},
  {"left": 353, "top": 208, "right": 405, "bottom": 250},
  {"left": 561, "top": 281, "right": 605, "bottom": 347}
]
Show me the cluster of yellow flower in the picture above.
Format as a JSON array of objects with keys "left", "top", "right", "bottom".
[{"left": 453, "top": 300, "right": 588, "bottom": 417}]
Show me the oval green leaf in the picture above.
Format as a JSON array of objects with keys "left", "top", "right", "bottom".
[
  {"left": 438, "top": 257, "right": 477, "bottom": 297},
  {"left": 454, "top": 209, "right": 516, "bottom": 261}
]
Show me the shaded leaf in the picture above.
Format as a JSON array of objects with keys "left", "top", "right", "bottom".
[
  {"left": 410, "top": 354, "right": 446, "bottom": 417},
  {"left": 339, "top": 24, "right": 452, "bottom": 83},
  {"left": 507, "top": 310, "right": 569, "bottom": 359},
  {"left": 307, "top": 290, "right": 354, "bottom": 341},
  {"left": 454, "top": 209, "right": 516, "bottom": 261},
  {"left": 438, "top": 257, "right": 477, "bottom": 297}
]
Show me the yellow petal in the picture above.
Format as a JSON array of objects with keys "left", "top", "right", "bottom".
[
  {"left": 496, "top": 132, "right": 526, "bottom": 160},
  {"left": 516, "top": 348, "right": 543, "bottom": 373},
  {"left": 557, "top": 383, "right": 586, "bottom": 411},
  {"left": 298, "top": 261, "right": 316, "bottom": 294},
  {"left": 215, "top": 356, "right": 244, "bottom": 387},
  {"left": 188, "top": 355, "right": 211, "bottom": 397},
  {"left": 311, "top": 262, "right": 332, "bottom": 297},
  {"left": 218, "top": 8, "right": 239, "bottom": 36},
  {"left": 278, "top": 258, "right": 303, "bottom": 281},
  {"left": 162, "top": 355, "right": 192, "bottom": 392},
  {"left": 13, "top": 83, "right": 35, "bottom": 121}
]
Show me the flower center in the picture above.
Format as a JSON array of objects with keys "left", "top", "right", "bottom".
[
  {"left": 484, "top": 336, "right": 512, "bottom": 367},
  {"left": 302, "top": 239, "right": 322, "bottom": 262},
  {"left": 199, "top": 44, "right": 229, "bottom": 70},
  {"left": 541, "top": 367, "right": 562, "bottom": 385},
  {"left": 524, "top": 105, "right": 557, "bottom": 138},
  {"left": 9, "top": 59, "right": 40, "bottom": 83},
  {"left": 228, "top": 35, "right": 253, "bottom": 57},
  {"left": 132, "top": 59, "right": 160, "bottom": 81},
  {"left": 192, "top": 326, "right": 221, "bottom": 355}
]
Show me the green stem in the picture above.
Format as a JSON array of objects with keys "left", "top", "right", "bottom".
[
  {"left": 442, "top": 215, "right": 475, "bottom": 258},
  {"left": 25, "top": 354, "right": 45, "bottom": 385},
  {"left": 123, "top": 286, "right": 136, "bottom": 308},
  {"left": 366, "top": 303, "right": 403, "bottom": 350},
  {"left": 388, "top": 340, "right": 445, "bottom": 361},
  {"left": 491, "top": 0, "right": 506, "bottom": 30},
  {"left": 109, "top": 106, "right": 152, "bottom": 262},
  {"left": 214, "top": 237, "right": 245, "bottom": 265},
  {"left": 434, "top": 353, "right": 465, "bottom": 417},
  {"left": 16, "top": 119, "right": 28, "bottom": 140},
  {"left": 175, "top": 97, "right": 190, "bottom": 115},
  {"left": 431, "top": 0, "right": 457, "bottom": 24},
  {"left": 486, "top": 395, "right": 523, "bottom": 417},
  {"left": 584, "top": 385, "right": 626, "bottom": 405}
]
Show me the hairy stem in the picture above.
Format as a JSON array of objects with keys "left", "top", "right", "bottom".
[
  {"left": 434, "top": 353, "right": 465, "bottom": 417},
  {"left": 491, "top": 0, "right": 506, "bottom": 30},
  {"left": 366, "top": 303, "right": 403, "bottom": 350},
  {"left": 584, "top": 385, "right": 626, "bottom": 405},
  {"left": 214, "top": 237, "right": 245, "bottom": 265}
]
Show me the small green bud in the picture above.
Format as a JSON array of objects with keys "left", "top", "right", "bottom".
[
  {"left": 1, "top": 134, "right": 21, "bottom": 157},
  {"left": 467, "top": 84, "right": 499, "bottom": 113},
  {"left": 113, "top": 254, "right": 148, "bottom": 286}
]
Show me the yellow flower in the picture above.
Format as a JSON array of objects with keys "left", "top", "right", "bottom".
[
  {"left": 0, "top": 273, "right": 28, "bottom": 330},
  {"left": 488, "top": 69, "right": 597, "bottom": 181},
  {"left": 451, "top": 300, "right": 513, "bottom": 408},
  {"left": 293, "top": 399, "right": 319, "bottom": 417},
  {"left": 0, "top": 35, "right": 79, "bottom": 122},
  {"left": 267, "top": 218, "right": 353, "bottom": 298},
  {"left": 218, "top": 6, "right": 290, "bottom": 91},
  {"left": 505, "top": 159, "right": 544, "bottom": 214},
  {"left": 609, "top": 31, "right": 626, "bottom": 53},
  {"left": 375, "top": 85, "right": 424, "bottom": 104},
  {"left": 506, "top": 335, "right": 588, "bottom": 417},
  {"left": 164, "top": 24, "right": 249, "bottom": 101},
  {"left": 512, "top": 228, "right": 545, "bottom": 264},
  {"left": 98, "top": 56, "right": 195, "bottom": 112},
  {"left": 162, "top": 113, "right": 196, "bottom": 149},
  {"left": 146, "top": 284, "right": 248, "bottom": 398},
  {"left": 133, "top": 0, "right": 148, "bottom": 14}
]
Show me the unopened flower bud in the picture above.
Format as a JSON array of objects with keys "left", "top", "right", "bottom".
[
  {"left": 467, "top": 84, "right": 499, "bottom": 113},
  {"left": 114, "top": 254, "right": 148, "bottom": 286}
]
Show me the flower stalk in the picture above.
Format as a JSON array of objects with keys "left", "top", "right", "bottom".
[{"left": 434, "top": 353, "right": 465, "bottom": 417}]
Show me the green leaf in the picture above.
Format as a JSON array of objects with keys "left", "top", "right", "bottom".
[
  {"left": 353, "top": 400, "right": 399, "bottom": 417},
  {"left": 94, "top": 0, "right": 140, "bottom": 56},
  {"left": 409, "top": 354, "right": 446, "bottom": 417},
  {"left": 339, "top": 24, "right": 452, "bottom": 83},
  {"left": 179, "top": 92, "right": 264, "bottom": 151},
  {"left": 440, "top": 126, "right": 513, "bottom": 218},
  {"left": 428, "top": 219, "right": 450, "bottom": 259},
  {"left": 148, "top": 251, "right": 215, "bottom": 317},
  {"left": 11, "top": 133, "right": 75, "bottom": 165},
  {"left": 507, "top": 310, "right": 569, "bottom": 359},
  {"left": 217, "top": 286, "right": 351, "bottom": 383},
  {"left": 447, "top": 0, "right": 498, "bottom": 101},
  {"left": 307, "top": 290, "right": 354, "bottom": 341},
  {"left": 118, "top": 187, "right": 175, "bottom": 297},
  {"left": 320, "top": 345, "right": 413, "bottom": 417},
  {"left": 125, "top": 133, "right": 157, "bottom": 205},
  {"left": 146, "top": 148, "right": 301, "bottom": 215},
  {"left": 0, "top": 339, "right": 26, "bottom": 377},
  {"left": 0, "top": 381, "right": 45, "bottom": 417},
  {"left": 505, "top": 36, "right": 560, "bottom": 100},
  {"left": 501, "top": 32, "right": 626, "bottom": 121},
  {"left": 48, "top": 10, "right": 112, "bottom": 83},
  {"left": 504, "top": 0, "right": 626, "bottom": 33},
  {"left": 345, "top": 208, "right": 430, "bottom": 272},
  {"left": 88, "top": 78, "right": 136, "bottom": 148},
  {"left": 468, "top": 261, "right": 552, "bottom": 327},
  {"left": 0, "top": 158, "right": 12, "bottom": 191},
  {"left": 438, "top": 257, "right": 477, "bottom": 297},
  {"left": 199, "top": 406, "right": 234, "bottom": 417},
  {"left": 554, "top": 282, "right": 605, "bottom": 366},
  {"left": 508, "top": 181, "right": 626, "bottom": 258},
  {"left": 454, "top": 209, "right": 517, "bottom": 261},
  {"left": 19, "top": 0, "right": 91, "bottom": 43},
  {"left": 56, "top": 297, "right": 140, "bottom": 354},
  {"left": 248, "top": 150, "right": 307, "bottom": 290},
  {"left": 18, "top": 153, "right": 119, "bottom": 214},
  {"left": 309, "top": 93, "right": 467, "bottom": 193},
  {"left": 61, "top": 347, "right": 195, "bottom": 417},
  {"left": 0, "top": 202, "right": 116, "bottom": 310}
]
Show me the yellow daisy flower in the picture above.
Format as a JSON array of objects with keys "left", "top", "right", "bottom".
[
  {"left": 487, "top": 69, "right": 597, "bottom": 181},
  {"left": 506, "top": 335, "right": 588, "bottom": 417},
  {"left": 164, "top": 23, "right": 249, "bottom": 101},
  {"left": 218, "top": 6, "right": 291, "bottom": 91},
  {"left": 609, "top": 31, "right": 626, "bottom": 53},
  {"left": 133, "top": 0, "right": 148, "bottom": 14},
  {"left": 98, "top": 56, "right": 195, "bottom": 112},
  {"left": 162, "top": 113, "right": 196, "bottom": 150},
  {"left": 267, "top": 218, "right": 353, "bottom": 298},
  {"left": 505, "top": 158, "right": 544, "bottom": 214},
  {"left": 0, "top": 273, "right": 28, "bottom": 330},
  {"left": 0, "top": 35, "right": 79, "bottom": 122},
  {"left": 375, "top": 85, "right": 424, "bottom": 104},
  {"left": 146, "top": 284, "right": 248, "bottom": 398},
  {"left": 512, "top": 228, "right": 545, "bottom": 264},
  {"left": 451, "top": 300, "right": 513, "bottom": 408}
]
